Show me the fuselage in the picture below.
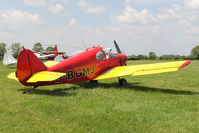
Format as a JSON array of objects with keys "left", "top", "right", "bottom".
[{"left": 36, "top": 46, "right": 127, "bottom": 86}]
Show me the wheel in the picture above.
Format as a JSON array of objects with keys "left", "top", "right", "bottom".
[
  {"left": 90, "top": 80, "right": 98, "bottom": 84},
  {"left": 119, "top": 78, "right": 127, "bottom": 87}
]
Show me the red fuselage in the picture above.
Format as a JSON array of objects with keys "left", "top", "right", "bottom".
[{"left": 36, "top": 46, "right": 127, "bottom": 86}]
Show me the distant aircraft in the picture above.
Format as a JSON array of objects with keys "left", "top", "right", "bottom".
[
  {"left": 7, "top": 41, "right": 191, "bottom": 93},
  {"left": 3, "top": 45, "right": 66, "bottom": 66},
  {"left": 33, "top": 45, "right": 67, "bottom": 60},
  {"left": 3, "top": 50, "right": 17, "bottom": 66}
]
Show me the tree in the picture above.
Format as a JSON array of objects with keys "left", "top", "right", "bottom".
[
  {"left": 46, "top": 46, "right": 54, "bottom": 52},
  {"left": 32, "top": 42, "right": 43, "bottom": 52},
  {"left": 190, "top": 45, "right": 199, "bottom": 59},
  {"left": 159, "top": 54, "right": 182, "bottom": 60},
  {"left": 149, "top": 52, "right": 157, "bottom": 60},
  {"left": 10, "top": 43, "right": 21, "bottom": 58},
  {"left": 128, "top": 54, "right": 138, "bottom": 60},
  {"left": 137, "top": 54, "right": 148, "bottom": 60},
  {"left": 0, "top": 43, "right": 6, "bottom": 59}
]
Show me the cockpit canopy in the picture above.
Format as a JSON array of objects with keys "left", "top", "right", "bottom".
[
  {"left": 96, "top": 48, "right": 117, "bottom": 61},
  {"left": 96, "top": 51, "right": 105, "bottom": 61}
]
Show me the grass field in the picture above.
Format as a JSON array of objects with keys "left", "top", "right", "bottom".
[{"left": 0, "top": 60, "right": 199, "bottom": 133}]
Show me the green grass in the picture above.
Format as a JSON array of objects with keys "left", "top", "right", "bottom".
[{"left": 0, "top": 60, "right": 199, "bottom": 133}]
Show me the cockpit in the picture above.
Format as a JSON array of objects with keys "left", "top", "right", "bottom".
[
  {"left": 96, "top": 48, "right": 117, "bottom": 61},
  {"left": 96, "top": 51, "right": 105, "bottom": 61}
]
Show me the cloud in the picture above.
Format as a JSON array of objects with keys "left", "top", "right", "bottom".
[
  {"left": 2, "top": 0, "right": 199, "bottom": 56},
  {"left": 109, "top": 2, "right": 199, "bottom": 55},
  {"left": 69, "top": 19, "right": 76, "bottom": 26},
  {"left": 184, "top": 0, "right": 199, "bottom": 9},
  {"left": 23, "top": 0, "right": 68, "bottom": 15},
  {"left": 78, "top": 0, "right": 105, "bottom": 14},
  {"left": 0, "top": 9, "right": 45, "bottom": 31},
  {"left": 125, "top": 0, "right": 173, "bottom": 6},
  {"left": 48, "top": 3, "right": 67, "bottom": 15},
  {"left": 125, "top": 0, "right": 131, "bottom": 5},
  {"left": 23, "top": 0, "right": 46, "bottom": 7},
  {"left": 51, "top": 0, "right": 68, "bottom": 3},
  {"left": 111, "top": 6, "right": 157, "bottom": 25}
]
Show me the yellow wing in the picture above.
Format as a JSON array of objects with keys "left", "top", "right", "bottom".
[
  {"left": 27, "top": 71, "right": 66, "bottom": 83},
  {"left": 44, "top": 61, "right": 60, "bottom": 67},
  {"left": 95, "top": 60, "right": 191, "bottom": 80}
]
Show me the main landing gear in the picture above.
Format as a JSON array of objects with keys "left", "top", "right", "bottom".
[
  {"left": 23, "top": 86, "right": 38, "bottom": 94},
  {"left": 119, "top": 78, "right": 127, "bottom": 87},
  {"left": 90, "top": 80, "right": 98, "bottom": 84},
  {"left": 90, "top": 78, "right": 127, "bottom": 87}
]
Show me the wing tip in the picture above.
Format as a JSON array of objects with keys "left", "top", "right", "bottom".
[{"left": 178, "top": 60, "right": 191, "bottom": 69}]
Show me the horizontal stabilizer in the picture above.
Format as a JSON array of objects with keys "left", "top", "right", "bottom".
[
  {"left": 27, "top": 71, "right": 66, "bottom": 83},
  {"left": 7, "top": 72, "right": 18, "bottom": 81},
  {"left": 95, "top": 61, "right": 191, "bottom": 80}
]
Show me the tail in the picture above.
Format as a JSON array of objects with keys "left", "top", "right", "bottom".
[
  {"left": 13, "top": 47, "right": 66, "bottom": 86},
  {"left": 16, "top": 47, "right": 47, "bottom": 86}
]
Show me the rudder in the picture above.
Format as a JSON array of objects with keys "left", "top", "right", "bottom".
[{"left": 16, "top": 48, "right": 47, "bottom": 86}]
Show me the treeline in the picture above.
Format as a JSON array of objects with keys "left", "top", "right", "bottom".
[
  {"left": 0, "top": 42, "right": 55, "bottom": 59},
  {"left": 128, "top": 53, "right": 193, "bottom": 60},
  {"left": 128, "top": 45, "right": 199, "bottom": 60},
  {"left": 1, "top": 42, "right": 199, "bottom": 60}
]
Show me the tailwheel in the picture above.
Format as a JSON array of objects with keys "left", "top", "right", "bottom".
[
  {"left": 23, "top": 86, "right": 38, "bottom": 94},
  {"left": 90, "top": 80, "right": 98, "bottom": 84},
  {"left": 119, "top": 78, "right": 127, "bottom": 87}
]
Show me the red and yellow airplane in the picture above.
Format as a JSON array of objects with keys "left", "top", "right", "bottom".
[{"left": 8, "top": 41, "right": 191, "bottom": 93}]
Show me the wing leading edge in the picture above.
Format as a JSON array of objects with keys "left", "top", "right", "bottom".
[{"left": 95, "top": 60, "right": 191, "bottom": 80}]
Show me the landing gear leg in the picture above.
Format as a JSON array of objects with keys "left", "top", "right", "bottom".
[
  {"left": 23, "top": 86, "right": 38, "bottom": 94},
  {"left": 90, "top": 80, "right": 98, "bottom": 84},
  {"left": 119, "top": 78, "right": 127, "bottom": 87}
]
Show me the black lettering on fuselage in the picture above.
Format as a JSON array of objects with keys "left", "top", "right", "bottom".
[
  {"left": 83, "top": 67, "right": 90, "bottom": 77},
  {"left": 90, "top": 65, "right": 95, "bottom": 74},
  {"left": 60, "top": 66, "right": 96, "bottom": 81},
  {"left": 67, "top": 70, "right": 74, "bottom": 80},
  {"left": 76, "top": 68, "right": 82, "bottom": 78},
  {"left": 55, "top": 77, "right": 62, "bottom": 83},
  {"left": 55, "top": 75, "right": 66, "bottom": 83}
]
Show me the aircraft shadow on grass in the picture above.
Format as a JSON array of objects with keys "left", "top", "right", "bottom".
[
  {"left": 18, "top": 82, "right": 199, "bottom": 96},
  {"left": 76, "top": 82, "right": 199, "bottom": 95},
  {"left": 3, "top": 66, "right": 16, "bottom": 69},
  {"left": 18, "top": 87, "right": 77, "bottom": 97}
]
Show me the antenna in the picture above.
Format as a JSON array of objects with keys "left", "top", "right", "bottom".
[{"left": 82, "top": 40, "right": 87, "bottom": 50}]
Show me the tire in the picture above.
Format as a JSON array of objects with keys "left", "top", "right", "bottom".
[{"left": 119, "top": 78, "right": 127, "bottom": 87}]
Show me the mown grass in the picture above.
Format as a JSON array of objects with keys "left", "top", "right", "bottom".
[{"left": 0, "top": 60, "right": 199, "bottom": 133}]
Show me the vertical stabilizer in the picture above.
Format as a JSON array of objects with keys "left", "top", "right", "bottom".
[{"left": 16, "top": 48, "right": 47, "bottom": 86}]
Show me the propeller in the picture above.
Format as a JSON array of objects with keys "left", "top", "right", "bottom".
[
  {"left": 113, "top": 40, "right": 127, "bottom": 66},
  {"left": 114, "top": 40, "right": 121, "bottom": 54}
]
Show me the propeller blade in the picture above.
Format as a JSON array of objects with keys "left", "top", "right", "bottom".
[
  {"left": 114, "top": 40, "right": 127, "bottom": 66},
  {"left": 114, "top": 40, "right": 121, "bottom": 53}
]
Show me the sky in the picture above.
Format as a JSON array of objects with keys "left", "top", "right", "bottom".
[{"left": 0, "top": 0, "right": 199, "bottom": 56}]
